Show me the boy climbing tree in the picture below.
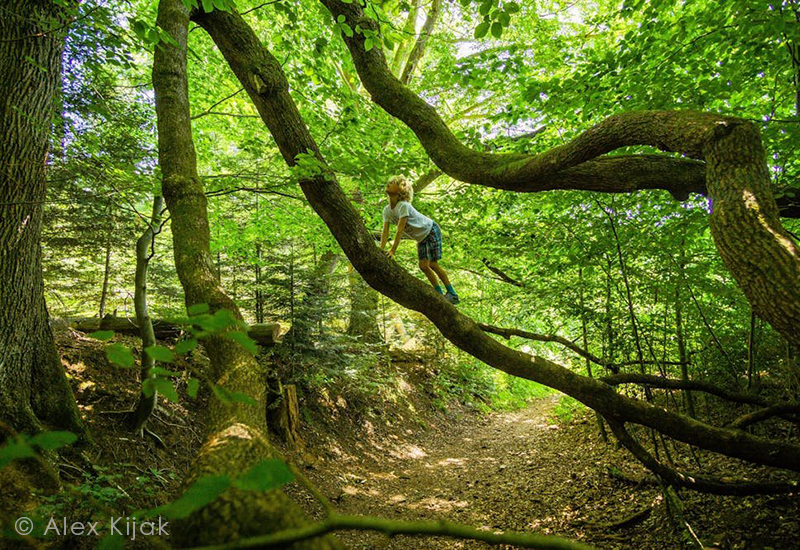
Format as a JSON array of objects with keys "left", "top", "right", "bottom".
[{"left": 380, "top": 175, "right": 460, "bottom": 304}]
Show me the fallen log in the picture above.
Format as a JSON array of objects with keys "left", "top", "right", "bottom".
[{"left": 65, "top": 316, "right": 283, "bottom": 346}]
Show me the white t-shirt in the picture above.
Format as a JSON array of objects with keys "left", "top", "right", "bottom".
[{"left": 383, "top": 201, "right": 434, "bottom": 242}]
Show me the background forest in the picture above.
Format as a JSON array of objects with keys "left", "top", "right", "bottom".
[{"left": 2, "top": 0, "right": 800, "bottom": 548}]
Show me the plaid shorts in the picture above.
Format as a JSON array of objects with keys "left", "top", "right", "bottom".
[{"left": 417, "top": 222, "right": 442, "bottom": 262}]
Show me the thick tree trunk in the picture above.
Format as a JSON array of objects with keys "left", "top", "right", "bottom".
[
  {"left": 193, "top": 7, "right": 800, "bottom": 474},
  {"left": 153, "top": 2, "right": 341, "bottom": 546},
  {"left": 0, "top": 0, "right": 86, "bottom": 443}
]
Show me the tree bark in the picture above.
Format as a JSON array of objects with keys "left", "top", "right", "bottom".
[
  {"left": 0, "top": 0, "right": 87, "bottom": 443},
  {"left": 153, "top": 2, "right": 341, "bottom": 546},
  {"left": 129, "top": 195, "right": 164, "bottom": 434},
  {"left": 98, "top": 234, "right": 112, "bottom": 318},
  {"left": 193, "top": 7, "right": 800, "bottom": 474}
]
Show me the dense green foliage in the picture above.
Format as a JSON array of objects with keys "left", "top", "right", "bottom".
[{"left": 40, "top": 0, "right": 800, "bottom": 407}]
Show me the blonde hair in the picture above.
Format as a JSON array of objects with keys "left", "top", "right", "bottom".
[{"left": 388, "top": 175, "right": 413, "bottom": 203}]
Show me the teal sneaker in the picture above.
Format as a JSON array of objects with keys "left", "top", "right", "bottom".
[{"left": 445, "top": 292, "right": 460, "bottom": 305}]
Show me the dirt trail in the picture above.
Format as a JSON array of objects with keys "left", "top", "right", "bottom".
[
  {"left": 299, "top": 395, "right": 613, "bottom": 549},
  {"left": 291, "top": 393, "right": 800, "bottom": 549}
]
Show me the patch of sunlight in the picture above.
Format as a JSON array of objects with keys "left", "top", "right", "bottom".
[
  {"left": 743, "top": 189, "right": 798, "bottom": 256},
  {"left": 368, "top": 472, "right": 398, "bottom": 481},
  {"left": 390, "top": 444, "right": 427, "bottom": 460},
  {"left": 64, "top": 359, "right": 87, "bottom": 373},
  {"left": 336, "top": 396, "right": 347, "bottom": 408},
  {"left": 208, "top": 423, "right": 253, "bottom": 448},
  {"left": 397, "top": 378, "right": 412, "bottom": 393},
  {"left": 435, "top": 457, "right": 466, "bottom": 467},
  {"left": 341, "top": 485, "right": 360, "bottom": 496},
  {"left": 78, "top": 380, "right": 95, "bottom": 391},
  {"left": 409, "top": 497, "right": 469, "bottom": 512},
  {"left": 389, "top": 493, "right": 409, "bottom": 504}
]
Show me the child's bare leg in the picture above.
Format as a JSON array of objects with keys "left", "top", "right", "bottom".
[
  {"left": 429, "top": 261, "right": 451, "bottom": 287},
  {"left": 418, "top": 259, "right": 440, "bottom": 287}
]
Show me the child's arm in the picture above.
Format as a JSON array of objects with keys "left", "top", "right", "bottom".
[
  {"left": 380, "top": 221, "right": 390, "bottom": 250},
  {"left": 387, "top": 217, "right": 407, "bottom": 257}
]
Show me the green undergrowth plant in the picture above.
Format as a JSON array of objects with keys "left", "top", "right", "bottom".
[
  {"left": 432, "top": 354, "right": 552, "bottom": 412},
  {"left": 551, "top": 395, "right": 585, "bottom": 424}
]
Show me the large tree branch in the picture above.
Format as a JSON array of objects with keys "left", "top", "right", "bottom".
[
  {"left": 192, "top": 7, "right": 800, "bottom": 474},
  {"left": 606, "top": 419, "right": 799, "bottom": 496}
]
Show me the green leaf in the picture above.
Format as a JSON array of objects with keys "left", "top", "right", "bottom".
[
  {"left": 341, "top": 23, "right": 353, "bottom": 37},
  {"left": 89, "top": 330, "right": 115, "bottom": 341},
  {"left": 175, "top": 338, "right": 198, "bottom": 355},
  {"left": 223, "top": 330, "right": 258, "bottom": 355},
  {"left": 142, "top": 378, "right": 156, "bottom": 398},
  {"left": 145, "top": 345, "right": 175, "bottom": 363},
  {"left": 233, "top": 459, "right": 294, "bottom": 491},
  {"left": 211, "top": 384, "right": 258, "bottom": 406},
  {"left": 152, "top": 475, "right": 231, "bottom": 519},
  {"left": 0, "top": 437, "right": 36, "bottom": 469},
  {"left": 505, "top": 1, "right": 520, "bottom": 13},
  {"left": 106, "top": 343, "right": 135, "bottom": 368},
  {"left": 201, "top": 0, "right": 214, "bottom": 13},
  {"left": 337, "top": 14, "right": 346, "bottom": 23},
  {"left": 364, "top": 37, "right": 373, "bottom": 51},
  {"left": 154, "top": 378, "right": 179, "bottom": 402},
  {"left": 29, "top": 431, "right": 77, "bottom": 451},
  {"left": 491, "top": 22, "right": 503, "bottom": 38},
  {"left": 479, "top": 0, "right": 493, "bottom": 16},
  {"left": 188, "top": 303, "right": 210, "bottom": 315},
  {"left": 474, "top": 21, "right": 490, "bottom": 39},
  {"left": 187, "top": 378, "right": 200, "bottom": 398}
]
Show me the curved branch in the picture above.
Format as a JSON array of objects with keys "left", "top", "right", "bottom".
[
  {"left": 605, "top": 419, "right": 799, "bottom": 496},
  {"left": 187, "top": 514, "right": 593, "bottom": 550},
  {"left": 729, "top": 404, "right": 800, "bottom": 429},
  {"left": 479, "top": 323, "right": 612, "bottom": 372},
  {"left": 599, "top": 373, "right": 774, "bottom": 407},
  {"left": 192, "top": 7, "right": 800, "bottom": 474}
]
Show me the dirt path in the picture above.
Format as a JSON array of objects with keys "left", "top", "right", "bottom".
[
  {"left": 290, "top": 394, "right": 800, "bottom": 549},
  {"left": 297, "top": 395, "right": 610, "bottom": 549}
]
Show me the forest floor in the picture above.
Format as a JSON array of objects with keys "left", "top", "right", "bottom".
[
  {"left": 25, "top": 328, "right": 800, "bottom": 550},
  {"left": 285, "top": 362, "right": 800, "bottom": 550}
]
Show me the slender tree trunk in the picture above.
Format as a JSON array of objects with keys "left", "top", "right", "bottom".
[
  {"left": 578, "top": 268, "right": 607, "bottom": 442},
  {"left": 400, "top": 0, "right": 442, "bottom": 85},
  {"left": 129, "top": 195, "right": 164, "bottom": 434},
  {"left": 675, "top": 236, "right": 695, "bottom": 417},
  {"left": 98, "top": 234, "right": 112, "bottom": 318},
  {"left": 390, "top": 0, "right": 420, "bottom": 76},
  {"left": 153, "top": 2, "right": 340, "bottom": 546},
  {"left": 0, "top": 0, "right": 87, "bottom": 444},
  {"left": 255, "top": 243, "right": 264, "bottom": 323}
]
